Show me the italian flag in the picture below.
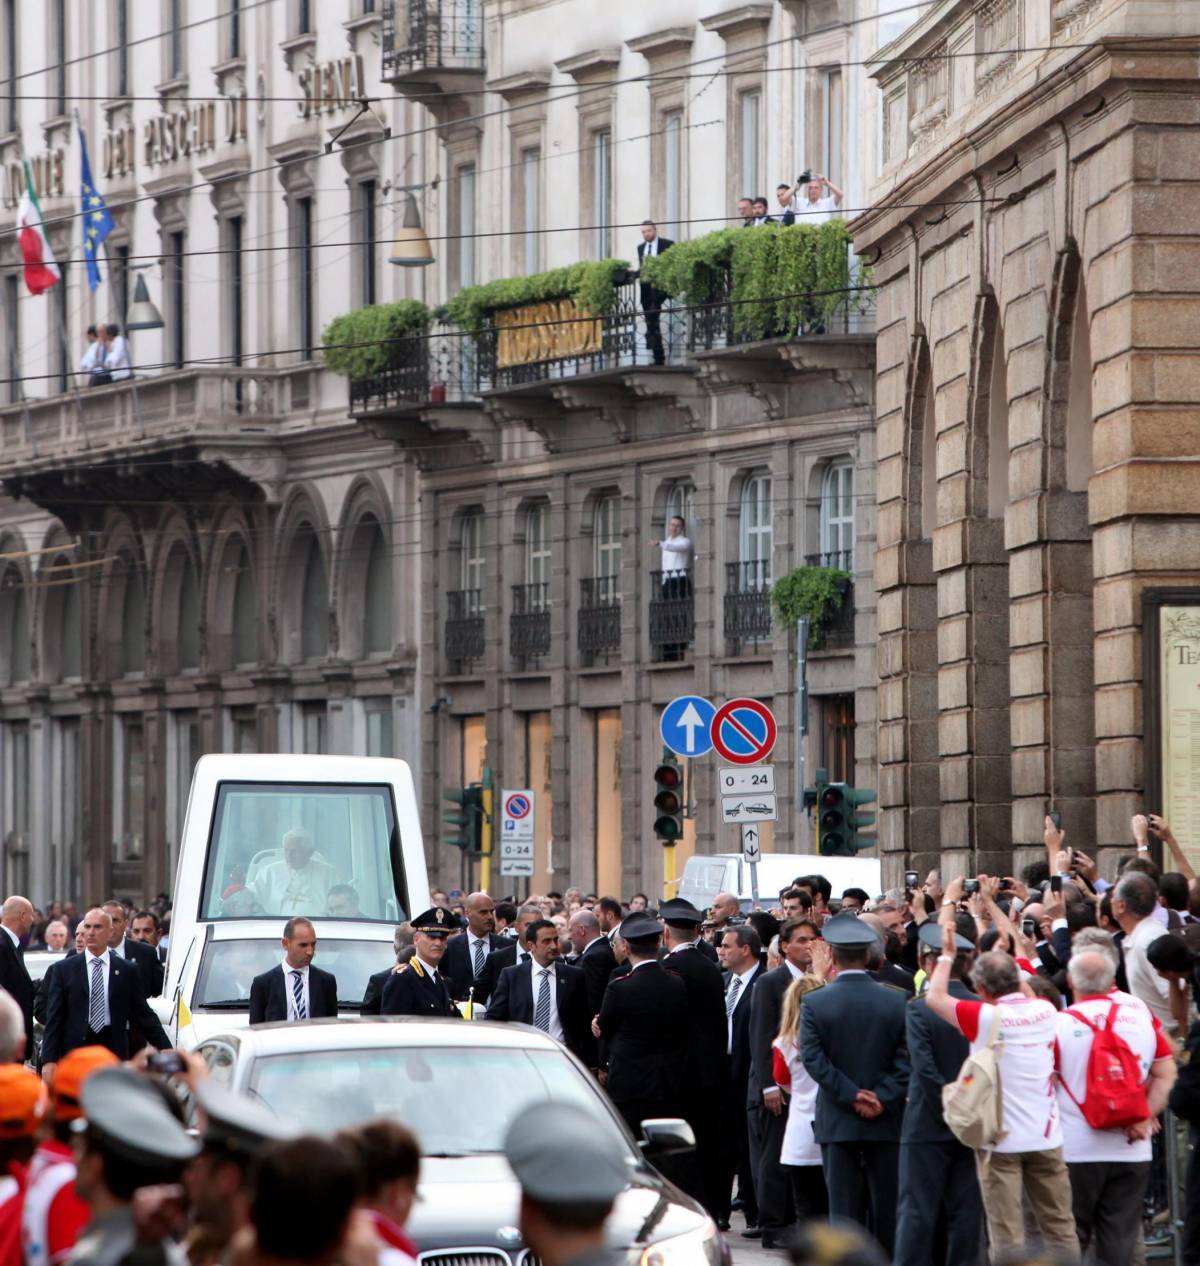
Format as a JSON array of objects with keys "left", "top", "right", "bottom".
[{"left": 16, "top": 162, "right": 60, "bottom": 295}]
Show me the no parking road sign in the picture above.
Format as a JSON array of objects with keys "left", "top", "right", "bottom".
[
  {"left": 711, "top": 697, "right": 777, "bottom": 766},
  {"left": 499, "top": 789, "right": 535, "bottom": 877}
]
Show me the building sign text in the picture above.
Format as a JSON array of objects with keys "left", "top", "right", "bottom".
[
  {"left": 298, "top": 55, "right": 366, "bottom": 118},
  {"left": 495, "top": 298, "right": 603, "bottom": 369}
]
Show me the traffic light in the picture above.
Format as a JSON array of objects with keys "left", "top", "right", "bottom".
[
  {"left": 846, "top": 785, "right": 877, "bottom": 852},
  {"left": 443, "top": 785, "right": 483, "bottom": 854},
  {"left": 818, "top": 784, "right": 850, "bottom": 856},
  {"left": 653, "top": 753, "right": 684, "bottom": 844}
]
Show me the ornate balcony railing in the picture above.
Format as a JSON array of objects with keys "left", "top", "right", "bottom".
[
  {"left": 348, "top": 323, "right": 475, "bottom": 413},
  {"left": 804, "top": 549, "right": 853, "bottom": 571},
  {"left": 578, "top": 576, "right": 621, "bottom": 661},
  {"left": 724, "top": 560, "right": 773, "bottom": 655},
  {"left": 822, "top": 581, "right": 856, "bottom": 651},
  {"left": 687, "top": 267, "right": 875, "bottom": 354},
  {"left": 445, "top": 588, "right": 484, "bottom": 667},
  {"left": 473, "top": 276, "right": 686, "bottom": 391},
  {"left": 510, "top": 582, "right": 550, "bottom": 664},
  {"left": 648, "top": 569, "right": 693, "bottom": 662},
  {"left": 382, "top": 0, "right": 484, "bottom": 78}
]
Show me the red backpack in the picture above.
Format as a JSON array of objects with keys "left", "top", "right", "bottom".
[{"left": 1061, "top": 1000, "right": 1150, "bottom": 1130}]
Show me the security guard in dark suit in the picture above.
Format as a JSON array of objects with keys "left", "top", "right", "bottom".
[
  {"left": 594, "top": 912, "right": 688, "bottom": 1137},
  {"left": 894, "top": 919, "right": 983, "bottom": 1266},
  {"left": 799, "top": 914, "right": 910, "bottom": 1256},
  {"left": 659, "top": 898, "right": 728, "bottom": 1216},
  {"left": 381, "top": 908, "right": 461, "bottom": 1018}
]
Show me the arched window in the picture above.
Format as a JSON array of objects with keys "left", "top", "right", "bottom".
[
  {"left": 363, "top": 523, "right": 392, "bottom": 655},
  {"left": 819, "top": 462, "right": 855, "bottom": 568},
  {"left": 459, "top": 510, "right": 485, "bottom": 599},
  {"left": 525, "top": 503, "right": 550, "bottom": 589},
  {"left": 299, "top": 532, "right": 329, "bottom": 660},
  {"left": 592, "top": 496, "right": 621, "bottom": 592},
  {"left": 61, "top": 578, "right": 81, "bottom": 679},
  {"left": 738, "top": 472, "right": 772, "bottom": 582},
  {"left": 178, "top": 561, "right": 200, "bottom": 670},
  {"left": 121, "top": 564, "right": 146, "bottom": 675},
  {"left": 0, "top": 570, "right": 29, "bottom": 684},
  {"left": 232, "top": 547, "right": 256, "bottom": 666},
  {"left": 665, "top": 483, "right": 694, "bottom": 535}
]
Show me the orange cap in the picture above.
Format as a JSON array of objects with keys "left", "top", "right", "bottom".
[
  {"left": 0, "top": 1065, "right": 48, "bottom": 1139},
  {"left": 52, "top": 1046, "right": 119, "bottom": 1121}
]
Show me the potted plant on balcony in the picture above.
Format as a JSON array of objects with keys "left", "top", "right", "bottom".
[
  {"left": 771, "top": 563, "right": 852, "bottom": 651},
  {"left": 321, "top": 300, "right": 431, "bottom": 378}
]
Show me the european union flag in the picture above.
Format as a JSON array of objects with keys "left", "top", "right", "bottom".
[{"left": 79, "top": 126, "right": 114, "bottom": 292}]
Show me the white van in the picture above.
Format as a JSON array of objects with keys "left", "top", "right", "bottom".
[
  {"left": 678, "top": 852, "right": 883, "bottom": 915},
  {"left": 159, "top": 754, "right": 430, "bottom": 1046}
]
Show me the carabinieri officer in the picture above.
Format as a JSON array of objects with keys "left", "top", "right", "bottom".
[{"left": 381, "top": 907, "right": 462, "bottom": 1017}]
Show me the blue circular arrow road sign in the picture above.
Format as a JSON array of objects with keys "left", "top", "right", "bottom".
[{"left": 659, "top": 695, "right": 716, "bottom": 758}]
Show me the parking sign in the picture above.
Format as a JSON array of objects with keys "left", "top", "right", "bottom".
[{"left": 499, "top": 789, "right": 535, "bottom": 876}]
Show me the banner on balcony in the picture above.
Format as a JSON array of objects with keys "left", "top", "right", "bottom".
[
  {"left": 494, "top": 298, "right": 602, "bottom": 368},
  {"left": 1149, "top": 598, "right": 1200, "bottom": 871}
]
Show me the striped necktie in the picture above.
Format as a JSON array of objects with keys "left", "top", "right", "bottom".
[
  {"left": 726, "top": 975, "right": 743, "bottom": 1018},
  {"left": 533, "top": 969, "right": 551, "bottom": 1031},
  {"left": 88, "top": 957, "right": 106, "bottom": 1032},
  {"left": 291, "top": 970, "right": 307, "bottom": 1020},
  {"left": 472, "top": 938, "right": 486, "bottom": 977}
]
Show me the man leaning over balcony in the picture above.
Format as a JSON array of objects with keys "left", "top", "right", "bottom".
[{"left": 636, "top": 221, "right": 673, "bottom": 366}]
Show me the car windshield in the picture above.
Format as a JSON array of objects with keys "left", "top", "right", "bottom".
[
  {"left": 246, "top": 1045, "right": 629, "bottom": 1153},
  {"left": 193, "top": 938, "right": 393, "bottom": 1008},
  {"left": 199, "top": 781, "right": 408, "bottom": 922}
]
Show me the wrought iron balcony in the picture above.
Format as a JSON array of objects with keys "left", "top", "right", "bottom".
[
  {"left": 578, "top": 576, "right": 621, "bottom": 662},
  {"left": 803, "top": 549, "right": 853, "bottom": 571},
  {"left": 648, "top": 569, "right": 693, "bottom": 662},
  {"left": 348, "top": 323, "right": 476, "bottom": 413},
  {"left": 474, "top": 275, "right": 686, "bottom": 391},
  {"left": 819, "top": 581, "right": 856, "bottom": 651},
  {"left": 724, "top": 560, "right": 773, "bottom": 655},
  {"left": 510, "top": 582, "right": 550, "bottom": 665},
  {"left": 445, "top": 588, "right": 484, "bottom": 667},
  {"left": 381, "top": 0, "right": 484, "bottom": 98},
  {"left": 688, "top": 267, "right": 875, "bottom": 354}
]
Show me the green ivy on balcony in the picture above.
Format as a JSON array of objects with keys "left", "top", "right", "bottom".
[
  {"left": 771, "top": 565, "right": 851, "bottom": 651},
  {"left": 442, "top": 258, "right": 631, "bottom": 334},
  {"left": 321, "top": 301, "right": 432, "bottom": 378},
  {"left": 640, "top": 220, "right": 868, "bottom": 341}
]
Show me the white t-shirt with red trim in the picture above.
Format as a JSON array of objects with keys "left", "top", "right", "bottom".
[
  {"left": 955, "top": 993, "right": 1062, "bottom": 1153},
  {"left": 1055, "top": 990, "right": 1172, "bottom": 1164}
]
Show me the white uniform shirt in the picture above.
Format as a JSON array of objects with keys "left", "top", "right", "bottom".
[
  {"left": 1055, "top": 990, "right": 1170, "bottom": 1163},
  {"left": 78, "top": 341, "right": 104, "bottom": 373},
  {"left": 104, "top": 335, "right": 131, "bottom": 380},
  {"left": 1123, "top": 916, "right": 1174, "bottom": 1033}
]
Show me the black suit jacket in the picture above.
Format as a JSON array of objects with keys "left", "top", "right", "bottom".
[
  {"left": 694, "top": 938, "right": 718, "bottom": 964},
  {"left": 380, "top": 960, "right": 459, "bottom": 1017},
  {"left": 42, "top": 952, "right": 169, "bottom": 1063},
  {"left": 749, "top": 963, "right": 796, "bottom": 1103},
  {"left": 597, "top": 961, "right": 688, "bottom": 1109},
  {"left": 663, "top": 946, "right": 728, "bottom": 1094},
  {"left": 725, "top": 966, "right": 763, "bottom": 1102},
  {"left": 361, "top": 965, "right": 400, "bottom": 1016},
  {"left": 117, "top": 938, "right": 164, "bottom": 1000},
  {"left": 577, "top": 936, "right": 617, "bottom": 1017},
  {"left": 476, "top": 942, "right": 531, "bottom": 1005},
  {"left": 637, "top": 238, "right": 674, "bottom": 303},
  {"left": 487, "top": 959, "right": 591, "bottom": 1063},
  {"left": 441, "top": 931, "right": 505, "bottom": 1001},
  {"left": 248, "top": 964, "right": 339, "bottom": 1024},
  {"left": 799, "top": 973, "right": 910, "bottom": 1143},
  {"left": 0, "top": 932, "right": 33, "bottom": 1060},
  {"left": 902, "top": 979, "right": 977, "bottom": 1144},
  {"left": 870, "top": 961, "right": 916, "bottom": 997}
]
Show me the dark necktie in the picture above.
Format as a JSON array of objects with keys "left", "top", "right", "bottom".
[
  {"left": 534, "top": 969, "right": 551, "bottom": 1031},
  {"left": 291, "top": 970, "right": 306, "bottom": 1020},
  {"left": 472, "top": 939, "right": 485, "bottom": 977},
  {"left": 88, "top": 957, "right": 106, "bottom": 1032}
]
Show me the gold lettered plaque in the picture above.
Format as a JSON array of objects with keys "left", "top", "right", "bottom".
[
  {"left": 494, "top": 298, "right": 602, "bottom": 369},
  {"left": 1157, "top": 604, "right": 1200, "bottom": 868}
]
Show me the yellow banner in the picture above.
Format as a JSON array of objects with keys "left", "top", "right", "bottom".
[
  {"left": 495, "top": 298, "right": 602, "bottom": 368},
  {"left": 1160, "top": 606, "right": 1200, "bottom": 869}
]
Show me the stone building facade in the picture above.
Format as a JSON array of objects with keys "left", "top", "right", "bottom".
[{"left": 853, "top": 0, "right": 1200, "bottom": 879}]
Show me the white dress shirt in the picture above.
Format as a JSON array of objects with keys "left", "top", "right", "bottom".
[
  {"left": 104, "top": 335, "right": 132, "bottom": 380},
  {"left": 659, "top": 534, "right": 693, "bottom": 576},
  {"left": 414, "top": 954, "right": 443, "bottom": 985},
  {"left": 281, "top": 959, "right": 310, "bottom": 1021},
  {"left": 529, "top": 959, "right": 563, "bottom": 1042},
  {"left": 79, "top": 340, "right": 103, "bottom": 373},
  {"left": 725, "top": 961, "right": 759, "bottom": 1051},
  {"left": 796, "top": 194, "right": 841, "bottom": 225},
  {"left": 85, "top": 949, "right": 112, "bottom": 1029},
  {"left": 641, "top": 237, "right": 660, "bottom": 259}
]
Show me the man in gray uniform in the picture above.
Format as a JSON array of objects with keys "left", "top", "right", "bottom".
[
  {"left": 68, "top": 1067, "right": 200, "bottom": 1266},
  {"left": 799, "top": 913, "right": 910, "bottom": 1255},
  {"left": 506, "top": 1101, "right": 626, "bottom": 1266}
]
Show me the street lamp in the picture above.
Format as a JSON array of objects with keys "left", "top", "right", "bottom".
[
  {"left": 124, "top": 271, "right": 164, "bottom": 331},
  {"left": 388, "top": 188, "right": 434, "bottom": 268}
]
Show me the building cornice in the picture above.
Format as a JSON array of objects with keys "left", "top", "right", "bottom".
[
  {"left": 487, "top": 69, "right": 554, "bottom": 100},
  {"left": 626, "top": 27, "right": 695, "bottom": 60},
  {"left": 554, "top": 49, "right": 622, "bottom": 82},
  {"left": 700, "top": 3, "right": 774, "bottom": 40}
]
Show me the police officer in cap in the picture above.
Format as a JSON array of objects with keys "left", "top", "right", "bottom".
[
  {"left": 381, "top": 908, "right": 462, "bottom": 1017},
  {"left": 658, "top": 898, "right": 728, "bottom": 1216},
  {"left": 68, "top": 1066, "right": 200, "bottom": 1266},
  {"left": 798, "top": 913, "right": 909, "bottom": 1256},
  {"left": 506, "top": 1101, "right": 626, "bottom": 1266},
  {"left": 593, "top": 911, "right": 688, "bottom": 1137},
  {"left": 185, "top": 1080, "right": 299, "bottom": 1266}
]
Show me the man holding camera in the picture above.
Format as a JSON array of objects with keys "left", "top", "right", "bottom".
[{"left": 778, "top": 171, "right": 844, "bottom": 226}]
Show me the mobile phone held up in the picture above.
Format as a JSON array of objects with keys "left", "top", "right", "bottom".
[
  {"left": 1048, "top": 810, "right": 1062, "bottom": 829},
  {"left": 1050, "top": 875, "right": 1063, "bottom": 895},
  {"left": 904, "top": 870, "right": 919, "bottom": 889},
  {"left": 147, "top": 1051, "right": 187, "bottom": 1076}
]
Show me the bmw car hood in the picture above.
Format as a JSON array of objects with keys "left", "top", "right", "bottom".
[{"left": 408, "top": 1155, "right": 709, "bottom": 1251}]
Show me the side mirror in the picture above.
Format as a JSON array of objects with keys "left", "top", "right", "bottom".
[{"left": 639, "top": 1118, "right": 696, "bottom": 1156}]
